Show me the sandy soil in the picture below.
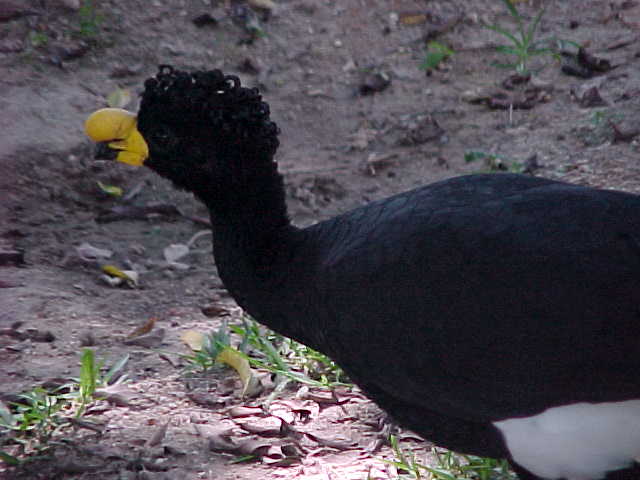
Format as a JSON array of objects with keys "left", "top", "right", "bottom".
[{"left": 2, "top": 0, "right": 640, "bottom": 478}]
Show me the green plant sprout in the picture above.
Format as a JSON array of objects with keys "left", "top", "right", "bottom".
[
  {"left": 464, "top": 151, "right": 523, "bottom": 174},
  {"left": 484, "top": 0, "right": 559, "bottom": 75},
  {"left": 77, "top": 0, "right": 103, "bottom": 40},
  {"left": 383, "top": 435, "right": 515, "bottom": 480},
  {"left": 420, "top": 41, "right": 455, "bottom": 71},
  {"left": 183, "top": 317, "right": 350, "bottom": 388},
  {"left": 0, "top": 350, "right": 128, "bottom": 465}
]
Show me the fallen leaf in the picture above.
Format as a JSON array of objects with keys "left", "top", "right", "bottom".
[
  {"left": 236, "top": 416, "right": 285, "bottom": 436},
  {"left": 163, "top": 243, "right": 190, "bottom": 263},
  {"left": 201, "top": 304, "right": 230, "bottom": 317},
  {"left": 95, "top": 203, "right": 181, "bottom": 223},
  {"left": 146, "top": 420, "right": 170, "bottom": 447},
  {"left": 304, "top": 432, "right": 355, "bottom": 450},
  {"left": 76, "top": 242, "right": 112, "bottom": 261},
  {"left": 236, "top": 438, "right": 273, "bottom": 457},
  {"left": 398, "top": 11, "right": 429, "bottom": 26},
  {"left": 181, "top": 330, "right": 205, "bottom": 351},
  {"left": 0, "top": 248, "right": 24, "bottom": 266},
  {"left": 261, "top": 444, "right": 302, "bottom": 466},
  {"left": 248, "top": 0, "right": 276, "bottom": 11},
  {"left": 187, "top": 392, "right": 226, "bottom": 407},
  {"left": 101, "top": 265, "right": 139, "bottom": 287},
  {"left": 186, "top": 229, "right": 212, "bottom": 247},
  {"left": 122, "top": 328, "right": 165, "bottom": 348},
  {"left": 194, "top": 424, "right": 237, "bottom": 453},
  {"left": 95, "top": 384, "right": 137, "bottom": 407},
  {"left": 106, "top": 88, "right": 132, "bottom": 109},
  {"left": 217, "top": 347, "right": 261, "bottom": 397},
  {"left": 227, "top": 406, "right": 264, "bottom": 418},
  {"left": 192, "top": 13, "right": 218, "bottom": 27},
  {"left": 126, "top": 317, "right": 157, "bottom": 339},
  {"left": 97, "top": 181, "right": 123, "bottom": 197}
]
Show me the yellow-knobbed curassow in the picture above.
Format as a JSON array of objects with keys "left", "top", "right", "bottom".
[{"left": 85, "top": 66, "right": 640, "bottom": 480}]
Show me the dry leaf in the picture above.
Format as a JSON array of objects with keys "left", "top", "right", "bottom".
[
  {"left": 236, "top": 438, "right": 273, "bottom": 457},
  {"left": 261, "top": 444, "right": 302, "bottom": 466},
  {"left": 146, "top": 420, "right": 170, "bottom": 447},
  {"left": 216, "top": 347, "right": 261, "bottom": 397},
  {"left": 201, "top": 304, "right": 230, "bottom": 317},
  {"left": 181, "top": 330, "right": 205, "bottom": 351},
  {"left": 248, "top": 0, "right": 276, "bottom": 11},
  {"left": 97, "top": 181, "right": 123, "bottom": 197},
  {"left": 126, "top": 317, "right": 157, "bottom": 339},
  {"left": 101, "top": 265, "right": 139, "bottom": 286},
  {"left": 227, "top": 405, "right": 263, "bottom": 418},
  {"left": 193, "top": 424, "right": 237, "bottom": 453},
  {"left": 122, "top": 328, "right": 165, "bottom": 348},
  {"left": 76, "top": 242, "right": 112, "bottom": 261},
  {"left": 398, "top": 11, "right": 428, "bottom": 25},
  {"left": 187, "top": 229, "right": 213, "bottom": 247},
  {"left": 163, "top": 243, "right": 190, "bottom": 263},
  {"left": 95, "top": 384, "right": 136, "bottom": 407},
  {"left": 236, "top": 416, "right": 284, "bottom": 436}
]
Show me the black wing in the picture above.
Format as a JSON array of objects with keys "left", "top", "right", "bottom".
[{"left": 312, "top": 174, "right": 640, "bottom": 422}]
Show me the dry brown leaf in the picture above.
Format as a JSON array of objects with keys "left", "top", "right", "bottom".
[
  {"left": 261, "top": 444, "right": 302, "bottom": 466},
  {"left": 305, "top": 432, "right": 355, "bottom": 451},
  {"left": 236, "top": 438, "right": 273, "bottom": 456},
  {"left": 248, "top": 0, "right": 276, "bottom": 11},
  {"left": 236, "top": 416, "right": 284, "bottom": 436},
  {"left": 122, "top": 328, "right": 165, "bottom": 348},
  {"left": 126, "top": 317, "right": 157, "bottom": 339},
  {"left": 208, "top": 433, "right": 238, "bottom": 453},
  {"left": 227, "top": 405, "right": 264, "bottom": 418},
  {"left": 146, "top": 420, "right": 170, "bottom": 447},
  {"left": 398, "top": 11, "right": 428, "bottom": 26}
]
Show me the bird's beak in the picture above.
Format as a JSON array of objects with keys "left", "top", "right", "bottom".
[{"left": 84, "top": 108, "right": 148, "bottom": 167}]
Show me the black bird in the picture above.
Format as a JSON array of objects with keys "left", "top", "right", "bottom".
[{"left": 85, "top": 66, "right": 640, "bottom": 480}]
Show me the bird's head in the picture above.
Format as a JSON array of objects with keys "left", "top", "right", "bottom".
[{"left": 84, "top": 65, "right": 280, "bottom": 205}]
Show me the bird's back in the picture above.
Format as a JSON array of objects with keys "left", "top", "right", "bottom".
[{"left": 298, "top": 174, "right": 640, "bottom": 423}]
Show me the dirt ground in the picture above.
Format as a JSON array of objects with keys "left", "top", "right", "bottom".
[{"left": 2, "top": 0, "right": 640, "bottom": 478}]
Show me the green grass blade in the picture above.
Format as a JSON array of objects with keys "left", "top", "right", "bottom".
[
  {"left": 484, "top": 24, "right": 523, "bottom": 48},
  {"left": 79, "top": 348, "right": 97, "bottom": 399},
  {"left": 500, "top": 0, "right": 519, "bottom": 18},
  {"left": 102, "top": 354, "right": 130, "bottom": 385},
  {"left": 495, "top": 45, "right": 521, "bottom": 55},
  {"left": 0, "top": 450, "right": 20, "bottom": 465},
  {"left": 525, "top": 8, "right": 546, "bottom": 46}
]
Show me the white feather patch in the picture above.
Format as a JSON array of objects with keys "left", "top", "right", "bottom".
[{"left": 494, "top": 400, "right": 640, "bottom": 480}]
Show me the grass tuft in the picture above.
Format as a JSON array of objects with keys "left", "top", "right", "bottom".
[
  {"left": 0, "top": 350, "right": 128, "bottom": 465},
  {"left": 483, "top": 0, "right": 561, "bottom": 75},
  {"left": 384, "top": 435, "right": 516, "bottom": 480},
  {"left": 184, "top": 317, "right": 350, "bottom": 389}
]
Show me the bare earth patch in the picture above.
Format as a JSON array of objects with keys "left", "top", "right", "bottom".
[{"left": 2, "top": 0, "right": 640, "bottom": 478}]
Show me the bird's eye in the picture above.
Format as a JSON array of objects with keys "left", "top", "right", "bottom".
[{"left": 152, "top": 126, "right": 173, "bottom": 147}]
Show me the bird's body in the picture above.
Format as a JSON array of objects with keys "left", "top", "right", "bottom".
[{"left": 85, "top": 66, "right": 640, "bottom": 480}]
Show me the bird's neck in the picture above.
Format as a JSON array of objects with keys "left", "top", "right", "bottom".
[
  {"left": 200, "top": 165, "right": 318, "bottom": 343},
  {"left": 195, "top": 153, "right": 290, "bottom": 234},
  {"left": 211, "top": 219, "right": 317, "bottom": 344}
]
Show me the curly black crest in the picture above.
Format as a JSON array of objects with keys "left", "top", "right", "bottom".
[
  {"left": 139, "top": 65, "right": 279, "bottom": 160},
  {"left": 137, "top": 66, "right": 287, "bottom": 224}
]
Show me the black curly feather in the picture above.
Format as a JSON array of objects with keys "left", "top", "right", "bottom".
[{"left": 136, "top": 66, "right": 285, "bottom": 227}]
